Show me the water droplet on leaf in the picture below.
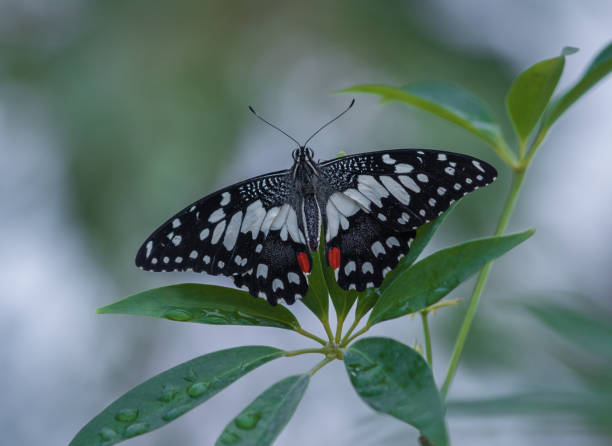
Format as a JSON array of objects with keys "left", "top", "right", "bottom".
[
  {"left": 124, "top": 422, "right": 149, "bottom": 438},
  {"left": 97, "top": 427, "right": 117, "bottom": 441},
  {"left": 235, "top": 411, "right": 261, "bottom": 430},
  {"left": 218, "top": 430, "right": 241, "bottom": 444},
  {"left": 187, "top": 381, "right": 210, "bottom": 397},
  {"left": 115, "top": 408, "right": 138, "bottom": 422},
  {"left": 163, "top": 308, "right": 194, "bottom": 321},
  {"left": 162, "top": 404, "right": 192, "bottom": 421}
]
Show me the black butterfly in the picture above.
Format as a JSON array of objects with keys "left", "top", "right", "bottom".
[{"left": 136, "top": 105, "right": 497, "bottom": 305}]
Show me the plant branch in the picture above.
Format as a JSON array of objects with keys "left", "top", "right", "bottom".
[
  {"left": 441, "top": 167, "right": 527, "bottom": 399},
  {"left": 284, "top": 348, "right": 328, "bottom": 357},
  {"left": 341, "top": 324, "right": 370, "bottom": 347},
  {"left": 295, "top": 327, "right": 328, "bottom": 346},
  {"left": 308, "top": 356, "right": 335, "bottom": 376}
]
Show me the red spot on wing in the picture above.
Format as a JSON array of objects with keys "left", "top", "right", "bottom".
[
  {"left": 328, "top": 247, "right": 341, "bottom": 269},
  {"left": 297, "top": 252, "right": 311, "bottom": 273}
]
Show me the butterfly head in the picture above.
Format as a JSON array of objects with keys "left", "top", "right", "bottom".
[{"left": 292, "top": 146, "right": 315, "bottom": 162}]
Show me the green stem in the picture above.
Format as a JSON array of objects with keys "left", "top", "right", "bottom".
[
  {"left": 295, "top": 327, "right": 328, "bottom": 346},
  {"left": 321, "top": 316, "right": 335, "bottom": 343},
  {"left": 308, "top": 356, "right": 335, "bottom": 376},
  {"left": 284, "top": 348, "right": 327, "bottom": 357},
  {"left": 421, "top": 312, "right": 433, "bottom": 366},
  {"left": 335, "top": 315, "right": 345, "bottom": 344},
  {"left": 342, "top": 324, "right": 370, "bottom": 347},
  {"left": 440, "top": 167, "right": 526, "bottom": 400},
  {"left": 341, "top": 312, "right": 365, "bottom": 344}
]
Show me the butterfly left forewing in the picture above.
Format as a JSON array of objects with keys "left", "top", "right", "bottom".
[{"left": 135, "top": 171, "right": 310, "bottom": 304}]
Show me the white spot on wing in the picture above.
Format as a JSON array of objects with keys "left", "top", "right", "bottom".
[
  {"left": 330, "top": 192, "right": 360, "bottom": 217},
  {"left": 472, "top": 160, "right": 485, "bottom": 172},
  {"left": 208, "top": 208, "right": 225, "bottom": 223},
  {"left": 371, "top": 241, "right": 386, "bottom": 257},
  {"left": 344, "top": 261, "right": 356, "bottom": 276},
  {"left": 287, "top": 272, "right": 300, "bottom": 284},
  {"left": 272, "top": 279, "right": 284, "bottom": 291},
  {"left": 220, "top": 191, "right": 231, "bottom": 206},
  {"left": 171, "top": 235, "right": 182, "bottom": 246},
  {"left": 437, "top": 153, "right": 447, "bottom": 161},
  {"left": 203, "top": 255, "right": 211, "bottom": 264},
  {"left": 382, "top": 154, "right": 396, "bottom": 164},
  {"left": 395, "top": 163, "right": 414, "bottom": 173},
  {"left": 189, "top": 250, "right": 198, "bottom": 259},
  {"left": 398, "top": 175, "right": 421, "bottom": 193},
  {"left": 223, "top": 211, "right": 243, "bottom": 251},
  {"left": 211, "top": 220, "right": 226, "bottom": 245},
  {"left": 257, "top": 263, "right": 268, "bottom": 279},
  {"left": 357, "top": 175, "right": 389, "bottom": 207},
  {"left": 241, "top": 200, "right": 266, "bottom": 239},
  {"left": 386, "top": 236, "right": 400, "bottom": 248},
  {"left": 200, "top": 228, "right": 210, "bottom": 240},
  {"left": 343, "top": 188, "right": 371, "bottom": 211},
  {"left": 172, "top": 218, "right": 181, "bottom": 228},
  {"left": 362, "top": 262, "right": 374, "bottom": 274},
  {"left": 445, "top": 167, "right": 455, "bottom": 176},
  {"left": 145, "top": 241, "right": 153, "bottom": 258},
  {"left": 380, "top": 175, "right": 411, "bottom": 205},
  {"left": 417, "top": 173, "right": 429, "bottom": 183}
]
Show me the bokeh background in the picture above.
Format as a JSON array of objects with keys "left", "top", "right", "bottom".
[{"left": 1, "top": 1, "right": 611, "bottom": 445}]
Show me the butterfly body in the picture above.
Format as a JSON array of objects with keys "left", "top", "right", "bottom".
[{"left": 136, "top": 147, "right": 497, "bottom": 305}]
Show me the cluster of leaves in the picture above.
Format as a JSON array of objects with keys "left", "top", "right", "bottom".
[{"left": 71, "top": 42, "right": 612, "bottom": 446}]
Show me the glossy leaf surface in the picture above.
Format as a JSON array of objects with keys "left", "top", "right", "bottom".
[
  {"left": 70, "top": 346, "right": 283, "bottom": 446},
  {"left": 98, "top": 284, "right": 300, "bottom": 330}
]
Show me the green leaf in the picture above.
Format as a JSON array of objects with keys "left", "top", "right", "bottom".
[
  {"left": 522, "top": 300, "right": 612, "bottom": 359},
  {"left": 381, "top": 203, "right": 457, "bottom": 292},
  {"left": 344, "top": 337, "right": 448, "bottom": 446},
  {"left": 300, "top": 235, "right": 329, "bottom": 321},
  {"left": 354, "top": 288, "right": 380, "bottom": 321},
  {"left": 369, "top": 229, "right": 534, "bottom": 325},
  {"left": 98, "top": 284, "right": 300, "bottom": 331},
  {"left": 323, "top": 258, "right": 357, "bottom": 321},
  {"left": 544, "top": 42, "right": 612, "bottom": 127},
  {"left": 342, "top": 82, "right": 503, "bottom": 149},
  {"left": 215, "top": 374, "right": 310, "bottom": 446},
  {"left": 506, "top": 49, "right": 572, "bottom": 144},
  {"left": 70, "top": 346, "right": 283, "bottom": 446}
]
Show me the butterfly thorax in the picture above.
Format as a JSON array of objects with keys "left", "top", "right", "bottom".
[{"left": 289, "top": 147, "right": 323, "bottom": 251}]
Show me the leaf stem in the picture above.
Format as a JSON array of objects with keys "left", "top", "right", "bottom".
[
  {"left": 295, "top": 327, "right": 328, "bottom": 346},
  {"left": 335, "top": 315, "right": 345, "bottom": 344},
  {"left": 341, "top": 315, "right": 362, "bottom": 345},
  {"left": 342, "top": 324, "right": 370, "bottom": 347},
  {"left": 285, "top": 348, "right": 328, "bottom": 357},
  {"left": 441, "top": 167, "right": 526, "bottom": 399},
  {"left": 308, "top": 356, "right": 335, "bottom": 376},
  {"left": 421, "top": 312, "right": 433, "bottom": 366}
]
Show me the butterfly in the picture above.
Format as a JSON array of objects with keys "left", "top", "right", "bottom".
[{"left": 135, "top": 102, "right": 497, "bottom": 305}]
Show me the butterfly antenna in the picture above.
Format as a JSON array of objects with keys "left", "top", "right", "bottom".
[
  {"left": 248, "top": 106, "right": 301, "bottom": 147},
  {"left": 302, "top": 99, "right": 355, "bottom": 147}
]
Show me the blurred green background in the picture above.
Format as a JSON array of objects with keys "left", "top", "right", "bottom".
[{"left": 1, "top": 1, "right": 611, "bottom": 445}]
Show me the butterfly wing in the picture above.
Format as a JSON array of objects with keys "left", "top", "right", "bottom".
[
  {"left": 135, "top": 170, "right": 310, "bottom": 305},
  {"left": 318, "top": 149, "right": 497, "bottom": 290}
]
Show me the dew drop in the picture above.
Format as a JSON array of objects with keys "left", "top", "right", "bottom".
[
  {"left": 235, "top": 411, "right": 261, "bottom": 430},
  {"left": 114, "top": 408, "right": 138, "bottom": 422},
  {"left": 163, "top": 308, "right": 194, "bottom": 321},
  {"left": 218, "top": 430, "right": 241, "bottom": 444},
  {"left": 187, "top": 381, "right": 210, "bottom": 398},
  {"left": 124, "top": 422, "right": 149, "bottom": 438},
  {"left": 162, "top": 404, "right": 192, "bottom": 421},
  {"left": 158, "top": 384, "right": 180, "bottom": 402},
  {"left": 97, "top": 427, "right": 117, "bottom": 441}
]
